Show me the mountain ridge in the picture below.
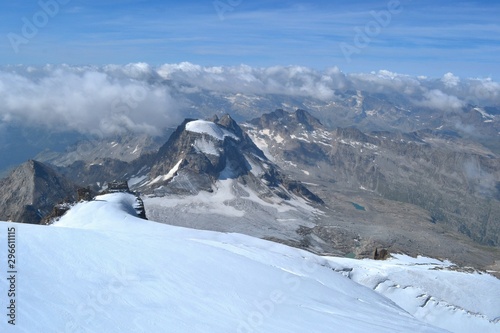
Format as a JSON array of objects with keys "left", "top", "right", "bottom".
[
  {"left": 244, "top": 109, "right": 500, "bottom": 247},
  {"left": 0, "top": 160, "right": 76, "bottom": 223},
  {"left": 140, "top": 114, "right": 323, "bottom": 204}
]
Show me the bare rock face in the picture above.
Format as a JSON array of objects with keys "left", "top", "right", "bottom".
[
  {"left": 0, "top": 160, "right": 77, "bottom": 223},
  {"left": 244, "top": 109, "right": 500, "bottom": 246},
  {"left": 374, "top": 248, "right": 390, "bottom": 260}
]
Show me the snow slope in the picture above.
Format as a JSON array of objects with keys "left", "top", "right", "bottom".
[
  {"left": 185, "top": 120, "right": 239, "bottom": 141},
  {"left": 329, "top": 256, "right": 500, "bottom": 333},
  {"left": 0, "top": 193, "right": 497, "bottom": 332}
]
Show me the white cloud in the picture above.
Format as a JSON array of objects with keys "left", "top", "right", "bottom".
[
  {"left": 349, "top": 70, "right": 423, "bottom": 95},
  {"left": 0, "top": 63, "right": 499, "bottom": 137},
  {"left": 441, "top": 72, "right": 460, "bottom": 88},
  {"left": 156, "top": 63, "right": 347, "bottom": 100},
  {"left": 0, "top": 66, "right": 180, "bottom": 136},
  {"left": 415, "top": 89, "right": 465, "bottom": 111},
  {"left": 466, "top": 78, "right": 500, "bottom": 105}
]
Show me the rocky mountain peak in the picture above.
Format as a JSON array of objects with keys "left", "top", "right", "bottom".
[
  {"left": 215, "top": 114, "right": 243, "bottom": 135},
  {"left": 0, "top": 160, "right": 76, "bottom": 223},
  {"left": 333, "top": 127, "right": 377, "bottom": 145},
  {"left": 293, "top": 109, "right": 323, "bottom": 130},
  {"left": 139, "top": 116, "right": 323, "bottom": 203},
  {"left": 250, "top": 109, "right": 324, "bottom": 134}
]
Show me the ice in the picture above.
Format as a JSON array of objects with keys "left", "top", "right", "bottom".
[
  {"left": 128, "top": 175, "right": 148, "bottom": 187},
  {"left": 145, "top": 178, "right": 245, "bottom": 217},
  {"left": 245, "top": 130, "right": 275, "bottom": 162},
  {"left": 185, "top": 120, "right": 239, "bottom": 141}
]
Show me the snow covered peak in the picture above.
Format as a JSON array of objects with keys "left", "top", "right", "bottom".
[{"left": 185, "top": 119, "right": 239, "bottom": 141}]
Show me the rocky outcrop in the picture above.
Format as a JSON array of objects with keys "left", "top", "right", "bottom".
[
  {"left": 40, "top": 203, "right": 73, "bottom": 225},
  {"left": 0, "top": 160, "right": 77, "bottom": 224},
  {"left": 77, "top": 187, "right": 93, "bottom": 201},
  {"left": 374, "top": 248, "right": 390, "bottom": 260},
  {"left": 101, "top": 180, "right": 147, "bottom": 219}
]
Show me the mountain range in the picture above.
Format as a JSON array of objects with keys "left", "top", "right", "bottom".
[
  {"left": 1, "top": 109, "right": 498, "bottom": 276},
  {"left": 244, "top": 109, "right": 500, "bottom": 247}
]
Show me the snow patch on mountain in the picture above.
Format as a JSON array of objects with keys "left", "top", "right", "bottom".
[
  {"left": 474, "top": 107, "right": 495, "bottom": 119},
  {"left": 145, "top": 176, "right": 318, "bottom": 219},
  {"left": 147, "top": 158, "right": 183, "bottom": 185},
  {"left": 185, "top": 120, "right": 239, "bottom": 141},
  {"left": 192, "top": 137, "right": 220, "bottom": 156},
  {"left": 145, "top": 179, "right": 245, "bottom": 217},
  {"left": 243, "top": 129, "right": 275, "bottom": 161}
]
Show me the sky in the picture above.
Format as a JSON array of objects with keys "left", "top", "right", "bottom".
[{"left": 0, "top": 0, "right": 499, "bottom": 78}]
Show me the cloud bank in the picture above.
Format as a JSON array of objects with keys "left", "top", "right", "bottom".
[
  {"left": 0, "top": 63, "right": 499, "bottom": 136},
  {"left": 0, "top": 64, "right": 180, "bottom": 136}
]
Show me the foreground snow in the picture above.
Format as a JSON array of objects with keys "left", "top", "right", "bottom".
[
  {"left": 329, "top": 256, "right": 500, "bottom": 332},
  {"left": 0, "top": 193, "right": 498, "bottom": 332}
]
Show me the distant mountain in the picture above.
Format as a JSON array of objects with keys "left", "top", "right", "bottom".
[
  {"left": 138, "top": 114, "right": 323, "bottom": 204},
  {"left": 176, "top": 89, "right": 499, "bottom": 153},
  {"left": 0, "top": 160, "right": 76, "bottom": 223},
  {"left": 0, "top": 125, "right": 85, "bottom": 178},
  {"left": 50, "top": 115, "right": 323, "bottom": 206},
  {"left": 243, "top": 109, "right": 500, "bottom": 247},
  {"left": 2, "top": 86, "right": 498, "bottom": 177},
  {"left": 36, "top": 131, "right": 173, "bottom": 166}
]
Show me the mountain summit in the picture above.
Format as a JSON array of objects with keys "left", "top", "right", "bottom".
[{"left": 139, "top": 114, "right": 323, "bottom": 204}]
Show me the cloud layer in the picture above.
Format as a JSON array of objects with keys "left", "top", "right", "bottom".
[
  {"left": 0, "top": 63, "right": 499, "bottom": 136},
  {"left": 0, "top": 64, "right": 180, "bottom": 136}
]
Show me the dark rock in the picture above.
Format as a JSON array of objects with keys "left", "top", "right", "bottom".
[
  {"left": 134, "top": 196, "right": 147, "bottom": 220},
  {"left": 106, "top": 180, "right": 130, "bottom": 193},
  {"left": 0, "top": 160, "right": 77, "bottom": 224},
  {"left": 374, "top": 248, "right": 389, "bottom": 260},
  {"left": 77, "top": 187, "right": 93, "bottom": 201},
  {"left": 142, "top": 115, "right": 323, "bottom": 204},
  {"left": 41, "top": 202, "right": 73, "bottom": 225}
]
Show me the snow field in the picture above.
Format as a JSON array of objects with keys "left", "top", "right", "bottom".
[
  {"left": 0, "top": 193, "right": 496, "bottom": 332},
  {"left": 185, "top": 120, "right": 239, "bottom": 141}
]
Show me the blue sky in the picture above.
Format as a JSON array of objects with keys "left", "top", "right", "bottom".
[{"left": 0, "top": 0, "right": 499, "bottom": 78}]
